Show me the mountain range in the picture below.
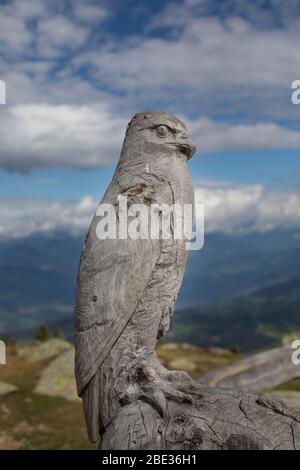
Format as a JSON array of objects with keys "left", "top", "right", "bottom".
[
  {"left": 172, "top": 275, "right": 300, "bottom": 352},
  {"left": 0, "top": 228, "right": 300, "bottom": 351}
]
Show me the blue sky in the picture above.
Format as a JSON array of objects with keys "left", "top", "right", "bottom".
[
  {"left": 0, "top": 0, "right": 299, "bottom": 237},
  {"left": 0, "top": 150, "right": 300, "bottom": 202}
]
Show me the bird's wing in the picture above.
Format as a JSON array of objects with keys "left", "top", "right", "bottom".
[{"left": 74, "top": 180, "right": 172, "bottom": 397}]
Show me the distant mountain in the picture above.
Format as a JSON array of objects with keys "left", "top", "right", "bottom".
[
  {"left": 0, "top": 229, "right": 300, "bottom": 345},
  {"left": 0, "top": 233, "right": 82, "bottom": 334},
  {"left": 178, "top": 230, "right": 300, "bottom": 307},
  {"left": 172, "top": 276, "right": 300, "bottom": 353}
]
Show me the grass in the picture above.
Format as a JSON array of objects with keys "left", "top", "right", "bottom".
[
  {"left": 271, "top": 378, "right": 300, "bottom": 405},
  {"left": 156, "top": 341, "right": 240, "bottom": 379},
  {"left": 1, "top": 341, "right": 300, "bottom": 449},
  {"left": 0, "top": 346, "right": 94, "bottom": 450},
  {"left": 0, "top": 341, "right": 240, "bottom": 449}
]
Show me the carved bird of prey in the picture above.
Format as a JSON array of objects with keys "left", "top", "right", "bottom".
[{"left": 74, "top": 112, "right": 196, "bottom": 442}]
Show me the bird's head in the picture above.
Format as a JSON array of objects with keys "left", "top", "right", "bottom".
[{"left": 123, "top": 111, "right": 196, "bottom": 162}]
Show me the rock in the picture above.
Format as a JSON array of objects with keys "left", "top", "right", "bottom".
[
  {"left": 158, "top": 342, "right": 181, "bottom": 350},
  {"left": 169, "top": 357, "right": 197, "bottom": 372},
  {"left": 205, "top": 347, "right": 234, "bottom": 356},
  {"left": 199, "top": 344, "right": 300, "bottom": 393},
  {"left": 34, "top": 348, "right": 78, "bottom": 401},
  {"left": 19, "top": 338, "right": 72, "bottom": 362},
  {"left": 0, "top": 382, "right": 18, "bottom": 397},
  {"left": 157, "top": 342, "right": 238, "bottom": 379}
]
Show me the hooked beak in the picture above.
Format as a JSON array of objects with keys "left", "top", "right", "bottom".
[{"left": 177, "top": 141, "right": 196, "bottom": 159}]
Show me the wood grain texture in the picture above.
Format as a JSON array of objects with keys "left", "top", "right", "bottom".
[
  {"left": 75, "top": 112, "right": 300, "bottom": 449},
  {"left": 101, "top": 383, "right": 300, "bottom": 450},
  {"left": 199, "top": 345, "right": 300, "bottom": 393}
]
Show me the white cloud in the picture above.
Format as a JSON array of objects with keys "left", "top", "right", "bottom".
[
  {"left": 0, "top": 103, "right": 126, "bottom": 172},
  {"left": 0, "top": 2, "right": 114, "bottom": 107},
  {"left": 195, "top": 180, "right": 300, "bottom": 234},
  {"left": 0, "top": 195, "right": 97, "bottom": 239},
  {"left": 0, "top": 10, "right": 32, "bottom": 54},
  {"left": 0, "top": 1, "right": 298, "bottom": 241},
  {"left": 0, "top": 182, "right": 299, "bottom": 239},
  {"left": 1, "top": 0, "right": 299, "bottom": 123},
  {"left": 9, "top": 0, "right": 47, "bottom": 19},
  {"left": 73, "top": 4, "right": 108, "bottom": 23},
  {"left": 149, "top": 0, "right": 300, "bottom": 30},
  {"left": 1, "top": 103, "right": 300, "bottom": 173},
  {"left": 0, "top": 0, "right": 108, "bottom": 59},
  {"left": 188, "top": 117, "right": 300, "bottom": 153},
  {"left": 36, "top": 15, "right": 90, "bottom": 56},
  {"left": 76, "top": 15, "right": 300, "bottom": 112}
]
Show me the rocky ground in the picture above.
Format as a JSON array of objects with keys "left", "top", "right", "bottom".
[
  {"left": 0, "top": 338, "right": 299, "bottom": 449},
  {"left": 0, "top": 339, "right": 92, "bottom": 450}
]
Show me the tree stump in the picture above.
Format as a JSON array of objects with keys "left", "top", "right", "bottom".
[{"left": 100, "top": 373, "right": 300, "bottom": 450}]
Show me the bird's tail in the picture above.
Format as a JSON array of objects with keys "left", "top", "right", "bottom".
[{"left": 82, "top": 369, "right": 102, "bottom": 443}]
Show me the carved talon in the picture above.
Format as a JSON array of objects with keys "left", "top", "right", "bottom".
[
  {"left": 160, "top": 381, "right": 193, "bottom": 404},
  {"left": 165, "top": 369, "right": 195, "bottom": 384},
  {"left": 142, "top": 366, "right": 157, "bottom": 383},
  {"left": 153, "top": 356, "right": 196, "bottom": 388}
]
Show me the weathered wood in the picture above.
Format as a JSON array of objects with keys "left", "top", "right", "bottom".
[
  {"left": 75, "top": 112, "right": 300, "bottom": 450},
  {"left": 199, "top": 345, "right": 300, "bottom": 393},
  {"left": 101, "top": 381, "right": 300, "bottom": 450}
]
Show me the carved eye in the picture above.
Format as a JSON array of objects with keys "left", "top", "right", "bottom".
[{"left": 156, "top": 125, "right": 171, "bottom": 137}]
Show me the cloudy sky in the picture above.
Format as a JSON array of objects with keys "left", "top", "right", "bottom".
[{"left": 0, "top": 0, "right": 299, "bottom": 238}]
